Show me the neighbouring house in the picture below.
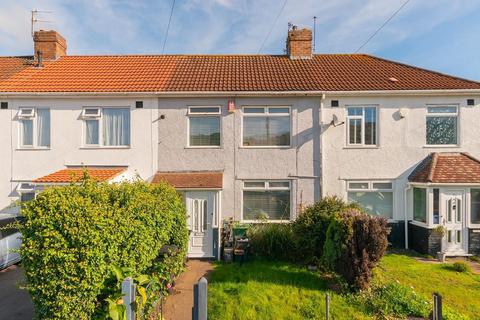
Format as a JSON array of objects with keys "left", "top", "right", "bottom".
[{"left": 1, "top": 26, "right": 480, "bottom": 259}]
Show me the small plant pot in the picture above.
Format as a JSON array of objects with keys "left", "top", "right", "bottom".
[
  {"left": 437, "top": 252, "right": 446, "bottom": 262},
  {"left": 307, "top": 265, "right": 318, "bottom": 271}
]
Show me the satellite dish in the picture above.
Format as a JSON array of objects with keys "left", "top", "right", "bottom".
[{"left": 330, "top": 114, "right": 345, "bottom": 127}]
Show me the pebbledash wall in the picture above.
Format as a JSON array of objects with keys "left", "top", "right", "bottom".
[
  {"left": 156, "top": 96, "right": 322, "bottom": 222},
  {"left": 321, "top": 93, "right": 480, "bottom": 248},
  {"left": 0, "top": 97, "right": 159, "bottom": 212}
]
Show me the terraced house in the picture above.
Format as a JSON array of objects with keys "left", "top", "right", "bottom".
[{"left": 1, "top": 27, "right": 480, "bottom": 259}]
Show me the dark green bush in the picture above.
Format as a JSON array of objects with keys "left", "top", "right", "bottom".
[
  {"left": 292, "top": 196, "right": 358, "bottom": 264},
  {"left": 247, "top": 223, "right": 296, "bottom": 261},
  {"left": 445, "top": 261, "right": 471, "bottom": 273},
  {"left": 324, "top": 208, "right": 389, "bottom": 290},
  {"left": 20, "top": 177, "right": 188, "bottom": 320}
]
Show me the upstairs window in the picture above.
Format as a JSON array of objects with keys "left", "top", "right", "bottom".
[
  {"left": 426, "top": 106, "right": 458, "bottom": 145},
  {"left": 83, "top": 107, "right": 130, "bottom": 147},
  {"left": 346, "top": 106, "right": 377, "bottom": 146},
  {"left": 188, "top": 107, "right": 221, "bottom": 147},
  {"left": 347, "top": 181, "right": 393, "bottom": 219},
  {"left": 243, "top": 181, "right": 291, "bottom": 221},
  {"left": 242, "top": 107, "right": 290, "bottom": 147},
  {"left": 18, "top": 108, "right": 50, "bottom": 148}
]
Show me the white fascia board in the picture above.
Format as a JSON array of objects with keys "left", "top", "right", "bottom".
[{"left": 2, "top": 89, "right": 480, "bottom": 98}]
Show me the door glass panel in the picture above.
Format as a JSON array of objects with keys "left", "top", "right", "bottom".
[
  {"left": 447, "top": 230, "right": 452, "bottom": 243},
  {"left": 456, "top": 199, "right": 461, "bottom": 222},
  {"left": 447, "top": 199, "right": 452, "bottom": 222},
  {"left": 456, "top": 230, "right": 461, "bottom": 243},
  {"left": 203, "top": 200, "right": 208, "bottom": 232}
]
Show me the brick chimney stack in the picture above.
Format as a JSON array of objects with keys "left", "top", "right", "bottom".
[
  {"left": 33, "top": 30, "right": 67, "bottom": 61},
  {"left": 286, "top": 26, "right": 312, "bottom": 60}
]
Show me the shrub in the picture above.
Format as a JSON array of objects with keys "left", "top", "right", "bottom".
[
  {"left": 354, "top": 282, "right": 430, "bottom": 318},
  {"left": 323, "top": 208, "right": 389, "bottom": 290},
  {"left": 292, "top": 196, "right": 358, "bottom": 264},
  {"left": 247, "top": 223, "right": 296, "bottom": 261},
  {"left": 20, "top": 177, "right": 188, "bottom": 320},
  {"left": 445, "top": 261, "right": 471, "bottom": 273}
]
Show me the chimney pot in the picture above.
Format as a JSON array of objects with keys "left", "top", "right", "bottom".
[
  {"left": 33, "top": 30, "right": 67, "bottom": 61},
  {"left": 286, "top": 27, "right": 312, "bottom": 60}
]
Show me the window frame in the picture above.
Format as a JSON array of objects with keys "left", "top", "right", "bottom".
[
  {"left": 241, "top": 180, "right": 292, "bottom": 222},
  {"left": 81, "top": 107, "right": 131, "bottom": 148},
  {"left": 345, "top": 105, "right": 378, "bottom": 147},
  {"left": 187, "top": 106, "right": 222, "bottom": 148},
  {"left": 241, "top": 106, "right": 292, "bottom": 148},
  {"left": 468, "top": 188, "right": 480, "bottom": 227},
  {"left": 18, "top": 107, "right": 50, "bottom": 149},
  {"left": 425, "top": 104, "right": 459, "bottom": 146},
  {"left": 346, "top": 180, "right": 394, "bottom": 220}
]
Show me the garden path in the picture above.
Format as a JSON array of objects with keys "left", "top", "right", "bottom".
[{"left": 163, "top": 259, "right": 214, "bottom": 320}]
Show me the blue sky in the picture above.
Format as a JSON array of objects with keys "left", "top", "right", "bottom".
[{"left": 1, "top": 0, "right": 479, "bottom": 81}]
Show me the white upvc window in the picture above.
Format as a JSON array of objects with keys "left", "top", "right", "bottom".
[
  {"left": 346, "top": 106, "right": 377, "bottom": 146},
  {"left": 82, "top": 107, "right": 130, "bottom": 147},
  {"left": 187, "top": 106, "right": 221, "bottom": 147},
  {"left": 347, "top": 181, "right": 393, "bottom": 219},
  {"left": 426, "top": 105, "right": 458, "bottom": 145},
  {"left": 242, "top": 180, "right": 291, "bottom": 221},
  {"left": 242, "top": 106, "right": 291, "bottom": 147},
  {"left": 17, "top": 182, "right": 35, "bottom": 202},
  {"left": 18, "top": 107, "right": 50, "bottom": 148}
]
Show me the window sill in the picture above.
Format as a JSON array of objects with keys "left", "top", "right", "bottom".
[
  {"left": 423, "top": 145, "right": 460, "bottom": 149},
  {"left": 409, "top": 220, "right": 430, "bottom": 228},
  {"left": 240, "top": 146, "right": 292, "bottom": 149},
  {"left": 185, "top": 146, "right": 223, "bottom": 149},
  {"left": 343, "top": 145, "right": 379, "bottom": 150},
  {"left": 16, "top": 147, "right": 51, "bottom": 151},
  {"left": 79, "top": 146, "right": 131, "bottom": 150}
]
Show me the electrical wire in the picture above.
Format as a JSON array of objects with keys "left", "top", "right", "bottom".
[
  {"left": 257, "top": 0, "right": 288, "bottom": 54},
  {"left": 354, "top": 0, "right": 411, "bottom": 53},
  {"left": 162, "top": 0, "right": 176, "bottom": 54}
]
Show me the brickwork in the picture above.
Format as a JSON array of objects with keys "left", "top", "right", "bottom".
[
  {"left": 287, "top": 28, "right": 312, "bottom": 60},
  {"left": 33, "top": 30, "right": 67, "bottom": 61}
]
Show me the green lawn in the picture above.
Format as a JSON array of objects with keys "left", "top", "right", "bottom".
[{"left": 208, "top": 253, "right": 480, "bottom": 319}]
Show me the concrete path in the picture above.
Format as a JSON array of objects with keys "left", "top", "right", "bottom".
[
  {"left": 0, "top": 264, "right": 34, "bottom": 320},
  {"left": 163, "top": 259, "right": 214, "bottom": 320}
]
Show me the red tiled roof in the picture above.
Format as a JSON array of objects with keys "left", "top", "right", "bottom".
[
  {"left": 33, "top": 167, "right": 127, "bottom": 183},
  {"left": 0, "top": 54, "right": 479, "bottom": 93},
  {"left": 409, "top": 153, "right": 480, "bottom": 183},
  {"left": 0, "top": 57, "right": 32, "bottom": 81},
  {"left": 152, "top": 172, "right": 223, "bottom": 189}
]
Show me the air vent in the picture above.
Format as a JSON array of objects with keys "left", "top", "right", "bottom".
[
  {"left": 467, "top": 99, "right": 475, "bottom": 106},
  {"left": 0, "top": 102, "right": 7, "bottom": 109},
  {"left": 136, "top": 101, "right": 143, "bottom": 108},
  {"left": 331, "top": 100, "right": 339, "bottom": 108}
]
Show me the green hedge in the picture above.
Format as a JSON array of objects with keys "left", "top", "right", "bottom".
[{"left": 20, "top": 177, "right": 188, "bottom": 319}]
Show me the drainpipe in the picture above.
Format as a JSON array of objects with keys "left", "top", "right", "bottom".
[{"left": 404, "top": 184, "right": 411, "bottom": 249}]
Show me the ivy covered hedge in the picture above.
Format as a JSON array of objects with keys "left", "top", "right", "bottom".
[{"left": 20, "top": 176, "right": 188, "bottom": 319}]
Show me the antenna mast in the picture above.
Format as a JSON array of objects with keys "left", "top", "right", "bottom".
[
  {"left": 313, "top": 16, "right": 317, "bottom": 53},
  {"left": 31, "top": 9, "right": 53, "bottom": 37}
]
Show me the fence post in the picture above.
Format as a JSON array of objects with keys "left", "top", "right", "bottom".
[
  {"left": 122, "top": 277, "right": 136, "bottom": 320},
  {"left": 433, "top": 292, "right": 442, "bottom": 320},
  {"left": 193, "top": 277, "right": 208, "bottom": 320},
  {"left": 325, "top": 292, "right": 330, "bottom": 320}
]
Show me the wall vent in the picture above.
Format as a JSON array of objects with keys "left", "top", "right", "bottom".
[
  {"left": 331, "top": 100, "right": 339, "bottom": 108},
  {"left": 467, "top": 99, "right": 475, "bottom": 106},
  {"left": 136, "top": 101, "right": 143, "bottom": 108},
  {"left": 0, "top": 102, "right": 7, "bottom": 109}
]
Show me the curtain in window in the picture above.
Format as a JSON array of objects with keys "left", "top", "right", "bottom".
[
  {"left": 85, "top": 120, "right": 99, "bottom": 145},
  {"left": 426, "top": 116, "right": 457, "bottom": 145},
  {"left": 268, "top": 117, "right": 290, "bottom": 145},
  {"left": 364, "top": 107, "right": 376, "bottom": 145},
  {"left": 36, "top": 109, "right": 50, "bottom": 147},
  {"left": 21, "top": 119, "right": 33, "bottom": 146},
  {"left": 349, "top": 118, "right": 362, "bottom": 144},
  {"left": 243, "top": 116, "right": 290, "bottom": 146},
  {"left": 103, "top": 108, "right": 130, "bottom": 146},
  {"left": 243, "top": 190, "right": 290, "bottom": 220},
  {"left": 189, "top": 116, "right": 220, "bottom": 146},
  {"left": 348, "top": 191, "right": 393, "bottom": 218}
]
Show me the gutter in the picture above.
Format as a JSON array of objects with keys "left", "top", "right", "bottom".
[
  {"left": 1, "top": 89, "right": 480, "bottom": 98},
  {"left": 404, "top": 184, "right": 411, "bottom": 249}
]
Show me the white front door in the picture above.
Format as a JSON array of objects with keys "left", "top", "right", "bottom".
[
  {"left": 442, "top": 191, "right": 466, "bottom": 254},
  {"left": 186, "top": 191, "right": 214, "bottom": 258}
]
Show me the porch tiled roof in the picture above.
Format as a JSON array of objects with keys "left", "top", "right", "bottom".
[
  {"left": 408, "top": 153, "right": 480, "bottom": 183},
  {"left": 1, "top": 54, "right": 479, "bottom": 93},
  {"left": 33, "top": 167, "right": 127, "bottom": 183},
  {"left": 152, "top": 171, "right": 223, "bottom": 189}
]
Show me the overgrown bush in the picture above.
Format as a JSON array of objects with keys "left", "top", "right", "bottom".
[
  {"left": 247, "top": 223, "right": 296, "bottom": 261},
  {"left": 20, "top": 176, "right": 188, "bottom": 320},
  {"left": 292, "top": 196, "right": 359, "bottom": 264},
  {"left": 445, "top": 261, "right": 471, "bottom": 273},
  {"left": 324, "top": 208, "right": 389, "bottom": 290}
]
